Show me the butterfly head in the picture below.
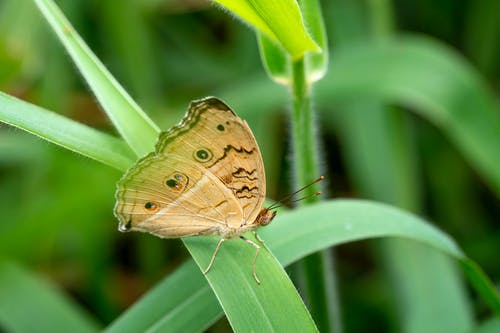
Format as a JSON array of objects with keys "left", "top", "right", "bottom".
[{"left": 255, "top": 208, "right": 276, "bottom": 227}]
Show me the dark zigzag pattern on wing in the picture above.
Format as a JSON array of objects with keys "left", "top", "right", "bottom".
[
  {"left": 228, "top": 185, "right": 259, "bottom": 199},
  {"left": 206, "top": 145, "right": 256, "bottom": 168},
  {"left": 232, "top": 167, "right": 258, "bottom": 181}
]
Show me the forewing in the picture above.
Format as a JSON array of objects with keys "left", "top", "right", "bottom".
[{"left": 156, "top": 97, "right": 266, "bottom": 226}]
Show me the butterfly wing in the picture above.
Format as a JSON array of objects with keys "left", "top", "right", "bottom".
[
  {"left": 156, "top": 97, "right": 266, "bottom": 227},
  {"left": 115, "top": 154, "right": 243, "bottom": 238},
  {"left": 114, "top": 97, "right": 266, "bottom": 238}
]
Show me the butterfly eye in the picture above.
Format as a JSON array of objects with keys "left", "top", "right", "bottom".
[
  {"left": 144, "top": 202, "right": 159, "bottom": 211},
  {"left": 194, "top": 148, "right": 213, "bottom": 162}
]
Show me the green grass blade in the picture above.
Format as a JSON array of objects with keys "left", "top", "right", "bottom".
[
  {"left": 183, "top": 235, "right": 318, "bottom": 332},
  {"left": 265, "top": 200, "right": 500, "bottom": 313},
  {"left": 213, "top": 0, "right": 319, "bottom": 59},
  {"left": 107, "top": 200, "right": 500, "bottom": 332},
  {"left": 0, "top": 260, "right": 100, "bottom": 333},
  {"left": 110, "top": 238, "right": 318, "bottom": 333},
  {"left": 0, "top": 92, "right": 134, "bottom": 171},
  {"left": 31, "top": 0, "right": 160, "bottom": 157},
  {"left": 316, "top": 35, "right": 500, "bottom": 196}
]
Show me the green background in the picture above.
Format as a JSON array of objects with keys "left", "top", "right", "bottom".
[{"left": 0, "top": 1, "right": 499, "bottom": 332}]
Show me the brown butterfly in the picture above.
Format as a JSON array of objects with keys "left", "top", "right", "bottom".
[{"left": 114, "top": 97, "right": 276, "bottom": 283}]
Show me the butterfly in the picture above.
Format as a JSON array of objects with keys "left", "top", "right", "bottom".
[{"left": 114, "top": 97, "right": 276, "bottom": 283}]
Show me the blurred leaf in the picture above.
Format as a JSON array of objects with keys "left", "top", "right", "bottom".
[
  {"left": 384, "top": 239, "right": 473, "bottom": 332},
  {"left": 0, "top": 0, "right": 45, "bottom": 80},
  {"left": 0, "top": 260, "right": 100, "bottom": 333},
  {"left": 317, "top": 35, "right": 500, "bottom": 197},
  {"left": 96, "top": 0, "right": 163, "bottom": 111},
  {"left": 212, "top": 0, "right": 319, "bottom": 59},
  {"left": 0, "top": 43, "right": 22, "bottom": 85},
  {"left": 0, "top": 92, "right": 134, "bottom": 171},
  {"left": 32, "top": 0, "right": 160, "bottom": 157},
  {"left": 105, "top": 261, "right": 220, "bottom": 333},
  {"left": 334, "top": 102, "right": 474, "bottom": 332},
  {"left": 464, "top": 0, "right": 500, "bottom": 75},
  {"left": 0, "top": 130, "right": 47, "bottom": 164},
  {"left": 470, "top": 318, "right": 500, "bottom": 333}
]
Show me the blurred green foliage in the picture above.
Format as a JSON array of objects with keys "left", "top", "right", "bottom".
[{"left": 0, "top": 0, "right": 499, "bottom": 332}]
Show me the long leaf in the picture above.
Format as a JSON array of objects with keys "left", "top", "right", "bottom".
[
  {"left": 107, "top": 200, "right": 500, "bottom": 332},
  {"left": 32, "top": 0, "right": 159, "bottom": 157},
  {"left": 0, "top": 92, "right": 134, "bottom": 171}
]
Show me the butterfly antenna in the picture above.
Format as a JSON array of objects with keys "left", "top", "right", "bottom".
[
  {"left": 268, "top": 176, "right": 324, "bottom": 210},
  {"left": 289, "top": 191, "right": 322, "bottom": 204}
]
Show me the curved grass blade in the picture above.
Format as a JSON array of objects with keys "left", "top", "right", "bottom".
[
  {"left": 107, "top": 200, "right": 500, "bottom": 332},
  {"left": 0, "top": 92, "right": 134, "bottom": 171},
  {"left": 32, "top": 0, "right": 159, "bottom": 157},
  {"left": 263, "top": 200, "right": 500, "bottom": 313},
  {"left": 108, "top": 238, "right": 318, "bottom": 333},
  {"left": 184, "top": 235, "right": 318, "bottom": 332}
]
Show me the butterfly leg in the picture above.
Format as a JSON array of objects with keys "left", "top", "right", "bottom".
[
  {"left": 253, "top": 231, "right": 265, "bottom": 243},
  {"left": 240, "top": 236, "right": 261, "bottom": 284},
  {"left": 203, "top": 238, "right": 225, "bottom": 275}
]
